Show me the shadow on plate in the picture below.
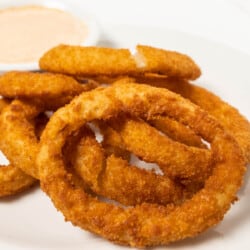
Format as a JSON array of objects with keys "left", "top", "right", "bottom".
[{"left": 0, "top": 183, "right": 39, "bottom": 203}]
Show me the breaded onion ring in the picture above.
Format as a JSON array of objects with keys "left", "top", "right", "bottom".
[
  {"left": 0, "top": 100, "right": 43, "bottom": 178},
  {"left": 0, "top": 99, "right": 36, "bottom": 197},
  {"left": 0, "top": 71, "right": 99, "bottom": 109},
  {"left": 64, "top": 126, "right": 185, "bottom": 206},
  {"left": 99, "top": 115, "right": 206, "bottom": 168},
  {"left": 37, "top": 81, "right": 246, "bottom": 247},
  {"left": 0, "top": 70, "right": 98, "bottom": 179},
  {"left": 148, "top": 116, "right": 206, "bottom": 148},
  {"left": 0, "top": 166, "right": 36, "bottom": 197},
  {"left": 39, "top": 44, "right": 201, "bottom": 80},
  {"left": 138, "top": 77, "right": 250, "bottom": 162},
  {"left": 106, "top": 115, "right": 212, "bottom": 183}
]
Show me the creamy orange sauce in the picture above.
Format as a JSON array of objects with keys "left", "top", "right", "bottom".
[{"left": 0, "top": 6, "right": 88, "bottom": 63}]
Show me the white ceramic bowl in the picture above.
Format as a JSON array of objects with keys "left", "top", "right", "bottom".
[{"left": 0, "top": 0, "right": 100, "bottom": 72}]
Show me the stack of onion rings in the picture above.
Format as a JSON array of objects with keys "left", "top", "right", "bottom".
[
  {"left": 37, "top": 81, "right": 246, "bottom": 247},
  {"left": 0, "top": 71, "right": 99, "bottom": 196},
  {"left": 0, "top": 44, "right": 248, "bottom": 248}
]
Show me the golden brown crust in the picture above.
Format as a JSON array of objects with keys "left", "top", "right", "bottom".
[
  {"left": 148, "top": 116, "right": 206, "bottom": 148},
  {"left": 106, "top": 115, "right": 212, "bottom": 183},
  {"left": 40, "top": 45, "right": 136, "bottom": 76},
  {"left": 136, "top": 45, "right": 201, "bottom": 80},
  {"left": 0, "top": 70, "right": 99, "bottom": 180},
  {"left": 137, "top": 77, "right": 250, "bottom": 162},
  {"left": 0, "top": 71, "right": 98, "bottom": 109},
  {"left": 39, "top": 44, "right": 201, "bottom": 80},
  {"left": 0, "top": 98, "right": 10, "bottom": 110},
  {"left": 98, "top": 122, "right": 131, "bottom": 161},
  {"left": 0, "top": 100, "right": 42, "bottom": 178},
  {"left": 0, "top": 165, "right": 37, "bottom": 197},
  {"left": 37, "top": 81, "right": 246, "bottom": 247},
  {"left": 64, "top": 126, "right": 185, "bottom": 206},
  {"left": 0, "top": 99, "right": 37, "bottom": 197}
]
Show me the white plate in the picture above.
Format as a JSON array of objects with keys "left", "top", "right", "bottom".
[
  {"left": 0, "top": 0, "right": 100, "bottom": 72},
  {"left": 0, "top": 25, "right": 249, "bottom": 250}
]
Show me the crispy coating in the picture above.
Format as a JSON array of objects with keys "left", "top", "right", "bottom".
[
  {"left": 138, "top": 77, "right": 250, "bottom": 162},
  {"left": 64, "top": 126, "right": 185, "bottom": 206},
  {"left": 37, "top": 81, "right": 246, "bottom": 247},
  {"left": 0, "top": 100, "right": 42, "bottom": 178},
  {"left": 98, "top": 122, "right": 131, "bottom": 161},
  {"left": 0, "top": 98, "right": 10, "bottom": 110},
  {"left": 0, "top": 71, "right": 98, "bottom": 109},
  {"left": 136, "top": 45, "right": 201, "bottom": 80},
  {"left": 0, "top": 165, "right": 36, "bottom": 197},
  {"left": 0, "top": 99, "right": 37, "bottom": 197},
  {"left": 148, "top": 116, "right": 206, "bottom": 148},
  {"left": 78, "top": 73, "right": 250, "bottom": 160},
  {"left": 39, "top": 44, "right": 201, "bottom": 80},
  {"left": 107, "top": 115, "right": 212, "bottom": 183},
  {"left": 92, "top": 75, "right": 250, "bottom": 162},
  {"left": 0, "top": 71, "right": 98, "bottom": 180}
]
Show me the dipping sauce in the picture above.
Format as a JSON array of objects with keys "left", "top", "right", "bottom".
[{"left": 0, "top": 6, "right": 88, "bottom": 64}]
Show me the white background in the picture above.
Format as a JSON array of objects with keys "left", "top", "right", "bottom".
[{"left": 67, "top": 0, "right": 250, "bottom": 55}]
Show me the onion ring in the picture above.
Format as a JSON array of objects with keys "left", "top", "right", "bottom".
[
  {"left": 148, "top": 116, "right": 206, "bottom": 148},
  {"left": 37, "top": 80, "right": 246, "bottom": 247},
  {"left": 0, "top": 70, "right": 98, "bottom": 179},
  {"left": 106, "top": 115, "right": 212, "bottom": 183},
  {"left": 64, "top": 125, "right": 185, "bottom": 206},
  {"left": 0, "top": 165, "right": 36, "bottom": 197},
  {"left": 39, "top": 44, "right": 201, "bottom": 80},
  {"left": 98, "top": 122, "right": 130, "bottom": 161},
  {"left": 0, "top": 71, "right": 99, "bottom": 109},
  {"left": 137, "top": 77, "right": 250, "bottom": 162},
  {"left": 0, "top": 100, "right": 43, "bottom": 178},
  {"left": 0, "top": 99, "right": 37, "bottom": 197}
]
